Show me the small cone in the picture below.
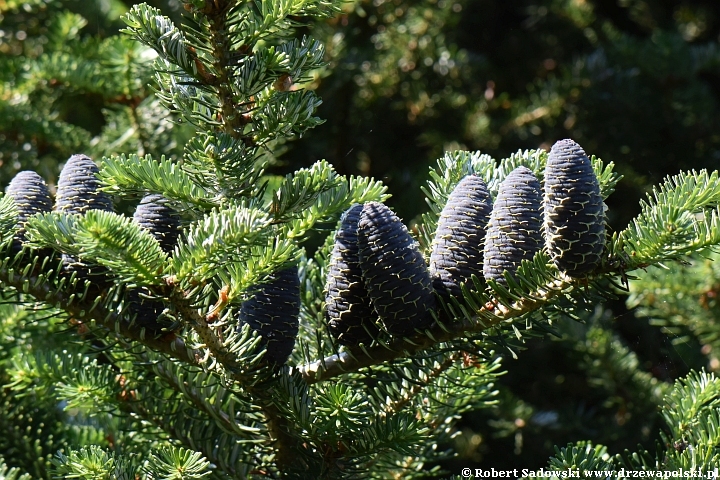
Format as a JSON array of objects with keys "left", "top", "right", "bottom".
[
  {"left": 133, "top": 193, "right": 181, "bottom": 254},
  {"left": 544, "top": 139, "right": 605, "bottom": 277},
  {"left": 238, "top": 267, "right": 300, "bottom": 366},
  {"left": 5, "top": 171, "right": 52, "bottom": 253},
  {"left": 55, "top": 154, "right": 113, "bottom": 286}
]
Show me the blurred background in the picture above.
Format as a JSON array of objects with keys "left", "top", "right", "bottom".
[{"left": 2, "top": 0, "right": 720, "bottom": 475}]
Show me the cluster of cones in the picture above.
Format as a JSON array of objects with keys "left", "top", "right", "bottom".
[
  {"left": 3, "top": 139, "right": 605, "bottom": 365},
  {"left": 325, "top": 139, "right": 606, "bottom": 347}
]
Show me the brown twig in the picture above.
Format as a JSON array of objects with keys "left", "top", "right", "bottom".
[{"left": 297, "top": 278, "right": 571, "bottom": 384}]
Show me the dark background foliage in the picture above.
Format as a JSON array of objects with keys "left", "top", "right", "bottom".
[{"left": 2, "top": 0, "right": 720, "bottom": 475}]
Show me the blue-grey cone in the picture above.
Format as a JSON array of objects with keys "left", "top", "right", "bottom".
[
  {"left": 483, "top": 166, "right": 543, "bottom": 286},
  {"left": 5, "top": 171, "right": 52, "bottom": 252},
  {"left": 126, "top": 288, "right": 171, "bottom": 333},
  {"left": 133, "top": 194, "right": 181, "bottom": 254},
  {"left": 544, "top": 139, "right": 605, "bottom": 277},
  {"left": 55, "top": 154, "right": 113, "bottom": 283},
  {"left": 238, "top": 267, "right": 300, "bottom": 366},
  {"left": 430, "top": 174, "right": 493, "bottom": 297},
  {"left": 326, "top": 204, "right": 378, "bottom": 346},
  {"left": 127, "top": 194, "right": 180, "bottom": 332},
  {"left": 55, "top": 154, "right": 113, "bottom": 214},
  {"left": 358, "top": 202, "right": 436, "bottom": 336}
]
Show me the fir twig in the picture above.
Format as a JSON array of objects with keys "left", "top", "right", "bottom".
[
  {"left": 298, "top": 278, "right": 569, "bottom": 384},
  {"left": 382, "top": 352, "right": 460, "bottom": 416}
]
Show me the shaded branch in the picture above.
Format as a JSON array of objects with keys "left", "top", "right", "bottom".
[
  {"left": 0, "top": 256, "right": 201, "bottom": 367},
  {"left": 382, "top": 352, "right": 460, "bottom": 417},
  {"left": 168, "top": 281, "right": 307, "bottom": 472}
]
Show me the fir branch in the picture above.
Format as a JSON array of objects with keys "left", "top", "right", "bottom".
[
  {"left": 0, "top": 459, "right": 31, "bottom": 480},
  {"left": 183, "top": 133, "right": 262, "bottom": 200},
  {"left": 251, "top": 89, "right": 324, "bottom": 145},
  {"left": 0, "top": 256, "right": 201, "bottom": 368},
  {"left": 278, "top": 36, "right": 326, "bottom": 82},
  {"left": 147, "top": 356, "right": 265, "bottom": 438},
  {"left": 620, "top": 169, "right": 720, "bottom": 266},
  {"left": 220, "top": 240, "right": 300, "bottom": 303},
  {"left": 661, "top": 370, "right": 720, "bottom": 444},
  {"left": 381, "top": 352, "right": 460, "bottom": 417},
  {"left": 114, "top": 377, "right": 257, "bottom": 478},
  {"left": 99, "top": 154, "right": 218, "bottom": 208},
  {"left": 71, "top": 210, "right": 167, "bottom": 286},
  {"left": 17, "top": 351, "right": 121, "bottom": 413},
  {"left": 52, "top": 446, "right": 137, "bottom": 480},
  {"left": 280, "top": 172, "right": 389, "bottom": 241},
  {"left": 592, "top": 156, "right": 621, "bottom": 200},
  {"left": 168, "top": 286, "right": 240, "bottom": 372},
  {"left": 122, "top": 5, "right": 198, "bottom": 78},
  {"left": 0, "top": 195, "right": 17, "bottom": 248},
  {"left": 23, "top": 212, "right": 82, "bottom": 256},
  {"left": 270, "top": 160, "right": 343, "bottom": 221},
  {"left": 203, "top": 2, "right": 248, "bottom": 139},
  {"left": 546, "top": 442, "right": 616, "bottom": 473},
  {"left": 231, "top": 0, "right": 340, "bottom": 41},
  {"left": 26, "top": 210, "right": 166, "bottom": 285},
  {"left": 24, "top": 211, "right": 168, "bottom": 286},
  {"left": 166, "top": 286, "right": 305, "bottom": 473},
  {"left": 170, "top": 205, "right": 275, "bottom": 287},
  {"left": 145, "top": 447, "right": 212, "bottom": 480}
]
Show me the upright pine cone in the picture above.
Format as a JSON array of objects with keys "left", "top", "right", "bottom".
[
  {"left": 5, "top": 171, "right": 52, "bottom": 253},
  {"left": 358, "top": 202, "right": 436, "bottom": 336},
  {"left": 128, "top": 194, "right": 181, "bottom": 332},
  {"left": 325, "top": 204, "right": 378, "bottom": 346},
  {"left": 483, "top": 166, "right": 543, "bottom": 286},
  {"left": 238, "top": 267, "right": 300, "bottom": 366},
  {"left": 55, "top": 154, "right": 113, "bottom": 214},
  {"left": 429, "top": 174, "right": 493, "bottom": 297},
  {"left": 544, "top": 139, "right": 605, "bottom": 277},
  {"left": 55, "top": 154, "right": 113, "bottom": 281},
  {"left": 132, "top": 194, "right": 181, "bottom": 254}
]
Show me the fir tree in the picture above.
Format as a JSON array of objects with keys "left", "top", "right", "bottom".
[{"left": 3, "top": 1, "right": 720, "bottom": 479}]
